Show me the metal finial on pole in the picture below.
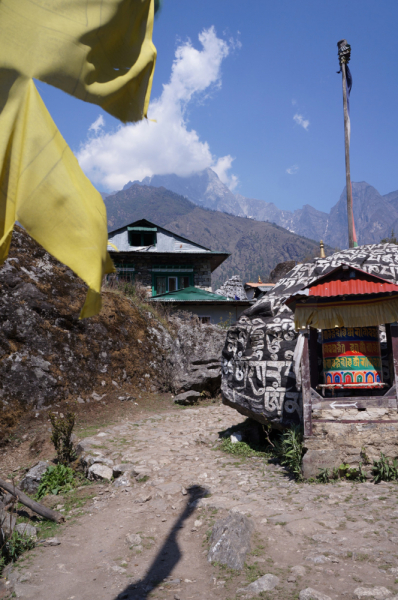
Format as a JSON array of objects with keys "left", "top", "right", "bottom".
[
  {"left": 337, "top": 39, "right": 358, "bottom": 249},
  {"left": 320, "top": 240, "right": 326, "bottom": 258}
]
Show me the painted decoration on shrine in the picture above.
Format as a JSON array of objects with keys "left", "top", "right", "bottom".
[{"left": 321, "top": 326, "right": 382, "bottom": 386}]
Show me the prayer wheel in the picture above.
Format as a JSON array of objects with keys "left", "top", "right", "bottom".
[{"left": 322, "top": 326, "right": 382, "bottom": 387}]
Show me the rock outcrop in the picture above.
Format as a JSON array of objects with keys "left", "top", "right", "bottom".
[{"left": 0, "top": 228, "right": 225, "bottom": 439}]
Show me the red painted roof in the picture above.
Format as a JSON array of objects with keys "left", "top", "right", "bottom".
[{"left": 309, "top": 278, "right": 398, "bottom": 297}]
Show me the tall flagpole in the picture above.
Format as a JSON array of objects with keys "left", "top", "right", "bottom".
[{"left": 337, "top": 39, "right": 358, "bottom": 249}]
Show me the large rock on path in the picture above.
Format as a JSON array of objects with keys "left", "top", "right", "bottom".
[
  {"left": 237, "top": 574, "right": 279, "bottom": 597},
  {"left": 207, "top": 512, "right": 253, "bottom": 570},
  {"left": 87, "top": 464, "right": 113, "bottom": 482}
]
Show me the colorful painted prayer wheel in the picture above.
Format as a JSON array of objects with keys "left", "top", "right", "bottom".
[{"left": 322, "top": 326, "right": 382, "bottom": 387}]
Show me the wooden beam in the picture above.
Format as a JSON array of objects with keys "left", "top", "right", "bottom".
[
  {"left": 312, "top": 397, "right": 394, "bottom": 410},
  {"left": 0, "top": 479, "right": 64, "bottom": 524},
  {"left": 314, "top": 419, "right": 398, "bottom": 425}
]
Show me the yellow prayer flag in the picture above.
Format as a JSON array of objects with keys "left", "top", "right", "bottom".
[{"left": 0, "top": 0, "right": 157, "bottom": 318}]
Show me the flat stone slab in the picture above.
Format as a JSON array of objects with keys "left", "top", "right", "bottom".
[
  {"left": 354, "top": 588, "right": 393, "bottom": 599},
  {"left": 299, "top": 589, "right": 332, "bottom": 600}
]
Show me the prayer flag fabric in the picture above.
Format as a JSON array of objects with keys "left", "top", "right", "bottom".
[{"left": 0, "top": 0, "right": 157, "bottom": 318}]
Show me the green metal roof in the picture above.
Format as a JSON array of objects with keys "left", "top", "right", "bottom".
[
  {"left": 151, "top": 286, "right": 231, "bottom": 302},
  {"left": 127, "top": 226, "right": 157, "bottom": 232}
]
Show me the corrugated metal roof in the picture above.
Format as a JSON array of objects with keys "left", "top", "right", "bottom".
[
  {"left": 308, "top": 278, "right": 398, "bottom": 297},
  {"left": 150, "top": 286, "right": 252, "bottom": 303},
  {"left": 304, "top": 264, "right": 398, "bottom": 297}
]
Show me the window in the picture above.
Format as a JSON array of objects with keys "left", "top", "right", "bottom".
[
  {"left": 199, "top": 316, "right": 211, "bottom": 324},
  {"left": 156, "top": 277, "right": 167, "bottom": 295},
  {"left": 129, "top": 233, "right": 142, "bottom": 246},
  {"left": 129, "top": 231, "right": 156, "bottom": 247},
  {"left": 168, "top": 277, "right": 177, "bottom": 292},
  {"left": 143, "top": 232, "right": 154, "bottom": 246},
  {"left": 151, "top": 269, "right": 193, "bottom": 296}
]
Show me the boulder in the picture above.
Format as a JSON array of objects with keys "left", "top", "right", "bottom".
[
  {"left": 113, "top": 463, "right": 135, "bottom": 478},
  {"left": 126, "top": 533, "right": 142, "bottom": 547},
  {"left": 113, "top": 475, "right": 131, "bottom": 488},
  {"left": 19, "top": 461, "right": 49, "bottom": 494},
  {"left": 87, "top": 464, "right": 113, "bottom": 482},
  {"left": 207, "top": 512, "right": 253, "bottom": 570},
  {"left": 15, "top": 523, "right": 37, "bottom": 539},
  {"left": 178, "top": 368, "right": 221, "bottom": 396},
  {"left": 173, "top": 390, "right": 201, "bottom": 405},
  {"left": 237, "top": 574, "right": 279, "bottom": 598}
]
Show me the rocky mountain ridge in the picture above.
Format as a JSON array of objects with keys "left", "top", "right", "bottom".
[{"left": 123, "top": 170, "right": 398, "bottom": 248}]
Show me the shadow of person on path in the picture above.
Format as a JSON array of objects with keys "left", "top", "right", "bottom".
[{"left": 112, "top": 485, "right": 208, "bottom": 600}]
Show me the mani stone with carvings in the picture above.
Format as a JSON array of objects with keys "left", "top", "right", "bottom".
[
  {"left": 221, "top": 244, "right": 398, "bottom": 476},
  {"left": 215, "top": 275, "right": 248, "bottom": 300}
]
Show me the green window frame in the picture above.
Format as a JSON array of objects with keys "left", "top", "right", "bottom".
[{"left": 152, "top": 271, "right": 193, "bottom": 296}]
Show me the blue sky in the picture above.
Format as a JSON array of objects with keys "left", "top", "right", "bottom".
[{"left": 37, "top": 0, "right": 398, "bottom": 213}]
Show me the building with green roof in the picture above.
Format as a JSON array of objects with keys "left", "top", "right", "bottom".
[{"left": 150, "top": 286, "right": 252, "bottom": 325}]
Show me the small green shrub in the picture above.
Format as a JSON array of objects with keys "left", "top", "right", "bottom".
[
  {"left": 372, "top": 453, "right": 398, "bottom": 483},
  {"left": 317, "top": 468, "right": 331, "bottom": 483},
  {"left": 36, "top": 464, "right": 76, "bottom": 499},
  {"left": 277, "top": 426, "right": 304, "bottom": 480},
  {"left": 50, "top": 411, "right": 76, "bottom": 465},
  {"left": 220, "top": 438, "right": 265, "bottom": 458},
  {"left": 0, "top": 531, "right": 35, "bottom": 575},
  {"left": 317, "top": 462, "right": 366, "bottom": 484}
]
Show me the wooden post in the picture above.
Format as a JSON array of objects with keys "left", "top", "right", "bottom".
[
  {"left": 309, "top": 327, "right": 319, "bottom": 389},
  {"left": 389, "top": 324, "right": 398, "bottom": 410},
  {"left": 302, "top": 333, "right": 312, "bottom": 436},
  {"left": 337, "top": 39, "right": 357, "bottom": 249}
]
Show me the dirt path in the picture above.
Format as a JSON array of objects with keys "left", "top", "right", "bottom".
[{"left": 4, "top": 404, "right": 398, "bottom": 600}]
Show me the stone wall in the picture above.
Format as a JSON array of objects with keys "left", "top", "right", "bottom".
[{"left": 302, "top": 408, "right": 398, "bottom": 479}]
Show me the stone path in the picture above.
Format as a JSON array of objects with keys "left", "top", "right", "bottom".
[{"left": 6, "top": 404, "right": 398, "bottom": 600}]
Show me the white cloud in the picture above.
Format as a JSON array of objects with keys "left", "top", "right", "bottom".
[
  {"left": 88, "top": 114, "right": 105, "bottom": 134},
  {"left": 77, "top": 27, "right": 239, "bottom": 191},
  {"left": 213, "top": 155, "right": 238, "bottom": 191},
  {"left": 293, "top": 113, "right": 309, "bottom": 130},
  {"left": 286, "top": 165, "right": 299, "bottom": 175}
]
